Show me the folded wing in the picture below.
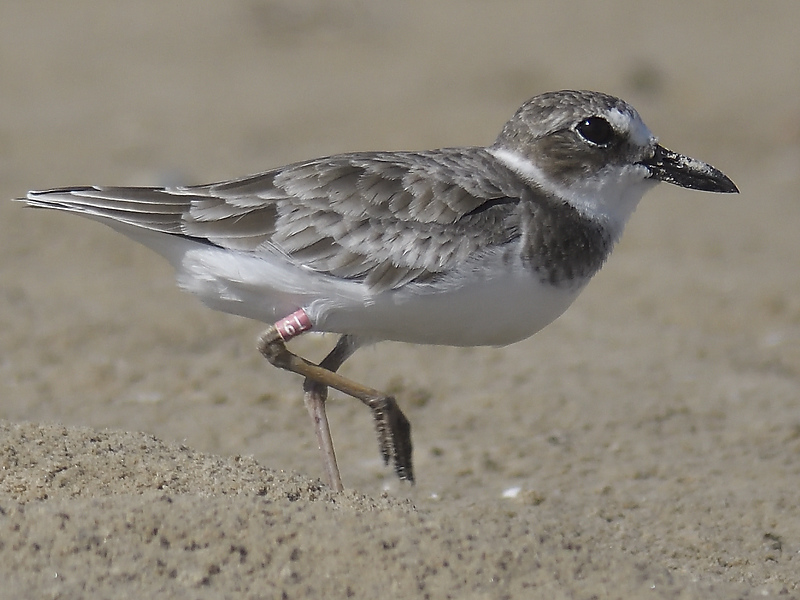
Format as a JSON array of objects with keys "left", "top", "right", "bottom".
[{"left": 25, "top": 149, "right": 524, "bottom": 291}]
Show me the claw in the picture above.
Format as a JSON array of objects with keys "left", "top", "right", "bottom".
[{"left": 369, "top": 396, "right": 414, "bottom": 483}]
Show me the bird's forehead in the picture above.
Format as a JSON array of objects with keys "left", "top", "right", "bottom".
[{"left": 605, "top": 107, "right": 654, "bottom": 147}]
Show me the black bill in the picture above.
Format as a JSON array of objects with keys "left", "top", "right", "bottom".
[{"left": 641, "top": 144, "right": 739, "bottom": 193}]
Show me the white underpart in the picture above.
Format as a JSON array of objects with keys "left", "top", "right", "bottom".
[
  {"left": 314, "top": 248, "right": 585, "bottom": 347},
  {"left": 175, "top": 240, "right": 585, "bottom": 347},
  {"left": 489, "top": 146, "right": 657, "bottom": 238}
]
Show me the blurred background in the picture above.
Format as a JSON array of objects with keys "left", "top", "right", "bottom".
[{"left": 1, "top": 1, "right": 798, "bottom": 498}]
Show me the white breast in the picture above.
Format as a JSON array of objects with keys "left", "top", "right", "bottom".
[
  {"left": 312, "top": 254, "right": 588, "bottom": 347},
  {"left": 176, "top": 242, "right": 588, "bottom": 348}
]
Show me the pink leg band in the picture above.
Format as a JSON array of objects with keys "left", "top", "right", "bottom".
[{"left": 274, "top": 309, "right": 313, "bottom": 341}]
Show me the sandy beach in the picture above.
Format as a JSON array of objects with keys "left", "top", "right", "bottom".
[{"left": 1, "top": 1, "right": 799, "bottom": 597}]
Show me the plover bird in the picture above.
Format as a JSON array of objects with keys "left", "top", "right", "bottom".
[{"left": 18, "top": 90, "right": 738, "bottom": 491}]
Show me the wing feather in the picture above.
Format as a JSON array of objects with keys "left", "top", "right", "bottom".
[{"left": 24, "top": 148, "right": 526, "bottom": 291}]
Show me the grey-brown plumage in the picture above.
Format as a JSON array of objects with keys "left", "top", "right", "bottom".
[
  {"left": 18, "top": 90, "right": 738, "bottom": 489},
  {"left": 30, "top": 147, "right": 614, "bottom": 293}
]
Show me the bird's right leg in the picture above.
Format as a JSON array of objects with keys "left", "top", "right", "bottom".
[
  {"left": 300, "top": 334, "right": 361, "bottom": 492},
  {"left": 257, "top": 310, "right": 414, "bottom": 486}
]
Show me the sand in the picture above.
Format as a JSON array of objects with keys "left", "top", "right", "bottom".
[{"left": 1, "top": 1, "right": 799, "bottom": 597}]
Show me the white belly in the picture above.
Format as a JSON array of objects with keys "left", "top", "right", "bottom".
[
  {"left": 317, "top": 270, "right": 584, "bottom": 347},
  {"left": 177, "top": 244, "right": 588, "bottom": 348}
]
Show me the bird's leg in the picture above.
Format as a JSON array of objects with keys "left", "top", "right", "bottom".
[
  {"left": 300, "top": 334, "right": 360, "bottom": 492},
  {"left": 257, "top": 310, "right": 414, "bottom": 486}
]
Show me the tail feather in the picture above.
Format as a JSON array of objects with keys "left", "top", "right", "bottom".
[{"left": 22, "top": 186, "right": 191, "bottom": 235}]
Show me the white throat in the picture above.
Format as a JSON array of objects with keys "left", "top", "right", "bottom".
[{"left": 489, "top": 146, "right": 656, "bottom": 237}]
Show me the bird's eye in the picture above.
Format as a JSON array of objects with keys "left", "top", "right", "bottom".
[{"left": 576, "top": 117, "right": 615, "bottom": 146}]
